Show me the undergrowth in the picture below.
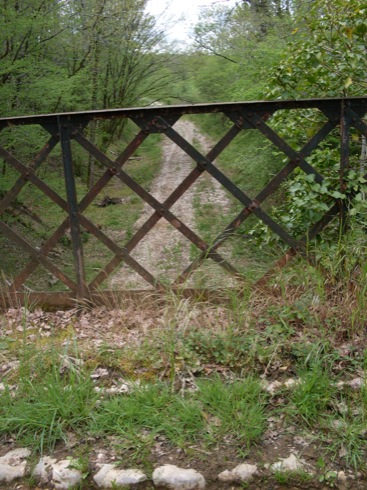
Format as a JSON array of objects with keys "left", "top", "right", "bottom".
[{"left": 0, "top": 234, "right": 367, "bottom": 478}]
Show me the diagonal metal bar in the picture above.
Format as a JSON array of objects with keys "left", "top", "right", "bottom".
[
  {"left": 0, "top": 145, "right": 81, "bottom": 290},
  {"left": 0, "top": 220, "right": 78, "bottom": 292},
  {"left": 256, "top": 201, "right": 341, "bottom": 286},
  {"left": 11, "top": 129, "right": 149, "bottom": 290},
  {"left": 88, "top": 124, "right": 242, "bottom": 289},
  {"left": 78, "top": 215, "right": 165, "bottom": 289},
  {"left": 0, "top": 147, "right": 69, "bottom": 210},
  {"left": 175, "top": 118, "right": 338, "bottom": 284},
  {"left": 349, "top": 109, "right": 367, "bottom": 138},
  {"left": 1, "top": 97, "right": 366, "bottom": 299},
  {"left": 161, "top": 119, "right": 301, "bottom": 250},
  {"left": 74, "top": 130, "right": 239, "bottom": 286},
  {"left": 243, "top": 112, "right": 325, "bottom": 183},
  {"left": 0, "top": 135, "right": 59, "bottom": 214},
  {"left": 256, "top": 165, "right": 367, "bottom": 287}
]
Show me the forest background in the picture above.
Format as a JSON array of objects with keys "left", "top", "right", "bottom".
[{"left": 1, "top": 0, "right": 367, "bottom": 273}]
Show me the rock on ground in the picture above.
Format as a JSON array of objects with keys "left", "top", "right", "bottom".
[
  {"left": 218, "top": 463, "right": 258, "bottom": 483},
  {"left": 0, "top": 448, "right": 31, "bottom": 483},
  {"left": 93, "top": 464, "right": 147, "bottom": 488},
  {"left": 33, "top": 456, "right": 57, "bottom": 483},
  {"left": 51, "top": 460, "right": 82, "bottom": 490},
  {"left": 270, "top": 453, "right": 306, "bottom": 472},
  {"left": 152, "top": 464, "right": 206, "bottom": 489}
]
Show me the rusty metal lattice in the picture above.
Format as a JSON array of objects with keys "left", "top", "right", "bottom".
[{"left": 0, "top": 97, "right": 367, "bottom": 307}]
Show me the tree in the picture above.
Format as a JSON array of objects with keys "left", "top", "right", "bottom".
[
  {"left": 268, "top": 0, "right": 367, "bottom": 99},
  {"left": 192, "top": 0, "right": 294, "bottom": 102},
  {"left": 0, "top": 0, "right": 67, "bottom": 115},
  {"left": 0, "top": 0, "right": 172, "bottom": 185},
  {"left": 251, "top": 0, "right": 367, "bottom": 245}
]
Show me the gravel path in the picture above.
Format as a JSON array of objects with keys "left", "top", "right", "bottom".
[{"left": 110, "top": 119, "right": 231, "bottom": 289}]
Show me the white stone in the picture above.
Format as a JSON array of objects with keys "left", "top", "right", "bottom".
[
  {"left": 0, "top": 448, "right": 31, "bottom": 465},
  {"left": 218, "top": 463, "right": 258, "bottom": 482},
  {"left": 51, "top": 460, "right": 82, "bottom": 490},
  {"left": 152, "top": 464, "right": 206, "bottom": 489},
  {"left": 284, "top": 378, "right": 301, "bottom": 389},
  {"left": 0, "top": 448, "right": 31, "bottom": 482},
  {"left": 264, "top": 380, "right": 282, "bottom": 394},
  {"left": 0, "top": 462, "right": 27, "bottom": 482},
  {"left": 270, "top": 454, "right": 304, "bottom": 472},
  {"left": 93, "top": 464, "right": 147, "bottom": 487},
  {"left": 338, "top": 470, "right": 347, "bottom": 483},
  {"left": 90, "top": 367, "right": 109, "bottom": 379},
  {"left": 33, "top": 456, "right": 57, "bottom": 483},
  {"left": 348, "top": 378, "right": 364, "bottom": 390}
]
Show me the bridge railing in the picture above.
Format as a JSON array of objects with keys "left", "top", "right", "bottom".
[{"left": 0, "top": 98, "right": 366, "bottom": 307}]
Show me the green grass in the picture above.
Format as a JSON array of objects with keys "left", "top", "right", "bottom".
[
  {"left": 0, "top": 347, "right": 98, "bottom": 453},
  {"left": 0, "top": 337, "right": 267, "bottom": 459},
  {"left": 288, "top": 354, "right": 336, "bottom": 426},
  {"left": 1, "top": 236, "right": 367, "bottom": 480}
]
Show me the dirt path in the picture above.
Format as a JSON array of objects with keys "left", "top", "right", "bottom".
[{"left": 110, "top": 119, "right": 232, "bottom": 289}]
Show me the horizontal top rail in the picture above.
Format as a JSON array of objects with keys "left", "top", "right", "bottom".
[{"left": 1, "top": 97, "right": 367, "bottom": 127}]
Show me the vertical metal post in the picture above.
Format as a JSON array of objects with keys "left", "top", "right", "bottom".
[
  {"left": 340, "top": 100, "right": 350, "bottom": 234},
  {"left": 58, "top": 117, "right": 87, "bottom": 298}
]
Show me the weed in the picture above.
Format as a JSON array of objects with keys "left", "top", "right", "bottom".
[
  {"left": 274, "top": 469, "right": 313, "bottom": 485},
  {"left": 288, "top": 350, "right": 336, "bottom": 427},
  {"left": 0, "top": 346, "right": 98, "bottom": 453},
  {"left": 197, "top": 376, "right": 267, "bottom": 446}
]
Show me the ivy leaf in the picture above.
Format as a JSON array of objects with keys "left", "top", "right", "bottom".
[{"left": 330, "top": 191, "right": 346, "bottom": 199}]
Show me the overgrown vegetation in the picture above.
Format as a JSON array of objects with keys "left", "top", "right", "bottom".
[
  {"left": 1, "top": 239, "right": 367, "bottom": 485},
  {"left": 1, "top": 1, "right": 367, "bottom": 486}
]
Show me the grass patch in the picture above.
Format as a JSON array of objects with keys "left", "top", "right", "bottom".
[
  {"left": 89, "top": 375, "right": 267, "bottom": 461},
  {"left": 0, "top": 347, "right": 98, "bottom": 453},
  {"left": 1, "top": 238, "right": 367, "bottom": 478}
]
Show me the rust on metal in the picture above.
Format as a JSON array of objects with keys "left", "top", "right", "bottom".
[{"left": 0, "top": 97, "right": 366, "bottom": 307}]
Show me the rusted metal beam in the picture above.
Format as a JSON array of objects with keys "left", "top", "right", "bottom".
[
  {"left": 0, "top": 135, "right": 59, "bottom": 214},
  {"left": 74, "top": 130, "right": 239, "bottom": 286},
  {"left": 0, "top": 289, "right": 234, "bottom": 311},
  {"left": 89, "top": 124, "right": 242, "bottom": 289},
  {"left": 1, "top": 97, "right": 367, "bottom": 127},
  {"left": 0, "top": 220, "right": 78, "bottom": 292},
  {"left": 174, "top": 118, "right": 338, "bottom": 284},
  {"left": 162, "top": 120, "right": 302, "bottom": 250},
  {"left": 59, "top": 119, "right": 87, "bottom": 298},
  {"left": 11, "top": 128, "right": 148, "bottom": 291},
  {"left": 0, "top": 97, "right": 366, "bottom": 299}
]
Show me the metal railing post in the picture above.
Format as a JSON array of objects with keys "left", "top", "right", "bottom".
[
  {"left": 58, "top": 117, "right": 88, "bottom": 299},
  {"left": 340, "top": 100, "right": 350, "bottom": 234}
]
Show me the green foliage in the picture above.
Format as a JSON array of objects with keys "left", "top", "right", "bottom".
[
  {"left": 0, "top": 0, "right": 170, "bottom": 121},
  {"left": 192, "top": 1, "right": 292, "bottom": 103},
  {"left": 0, "top": 348, "right": 98, "bottom": 453},
  {"left": 197, "top": 376, "right": 267, "bottom": 446},
  {"left": 250, "top": 0, "right": 367, "bottom": 247},
  {"left": 89, "top": 376, "right": 266, "bottom": 452},
  {"left": 268, "top": 0, "right": 367, "bottom": 98},
  {"left": 289, "top": 357, "right": 336, "bottom": 426}
]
